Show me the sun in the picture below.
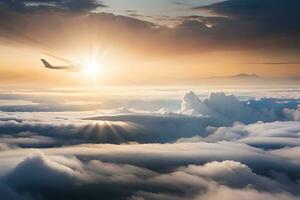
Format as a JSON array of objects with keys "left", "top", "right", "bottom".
[
  {"left": 80, "top": 49, "right": 108, "bottom": 83},
  {"left": 84, "top": 61, "right": 100, "bottom": 76}
]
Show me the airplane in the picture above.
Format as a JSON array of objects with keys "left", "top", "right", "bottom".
[{"left": 41, "top": 59, "right": 83, "bottom": 71}]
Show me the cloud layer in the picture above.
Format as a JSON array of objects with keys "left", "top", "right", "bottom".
[
  {"left": 1, "top": 142, "right": 300, "bottom": 200},
  {"left": 0, "top": 89, "right": 299, "bottom": 199},
  {"left": 1, "top": 0, "right": 300, "bottom": 56},
  {"left": 0, "top": 90, "right": 298, "bottom": 147}
]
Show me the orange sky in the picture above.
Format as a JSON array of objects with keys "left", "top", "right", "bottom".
[{"left": 0, "top": 1, "right": 300, "bottom": 87}]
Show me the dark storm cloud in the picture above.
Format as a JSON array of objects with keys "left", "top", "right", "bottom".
[
  {"left": 198, "top": 0, "right": 300, "bottom": 32},
  {"left": 192, "top": 0, "right": 300, "bottom": 48},
  {"left": 57, "top": 0, "right": 106, "bottom": 11},
  {"left": 0, "top": 0, "right": 299, "bottom": 56},
  {"left": 0, "top": 0, "right": 107, "bottom": 12}
]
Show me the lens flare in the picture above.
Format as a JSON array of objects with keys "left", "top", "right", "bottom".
[{"left": 84, "top": 62, "right": 99, "bottom": 75}]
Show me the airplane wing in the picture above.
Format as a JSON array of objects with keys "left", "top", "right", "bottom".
[{"left": 41, "top": 59, "right": 83, "bottom": 71}]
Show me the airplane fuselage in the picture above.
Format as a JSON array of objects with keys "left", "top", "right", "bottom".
[{"left": 41, "top": 59, "right": 82, "bottom": 71}]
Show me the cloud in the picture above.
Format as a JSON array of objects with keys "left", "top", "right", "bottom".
[
  {"left": 283, "top": 107, "right": 300, "bottom": 121},
  {"left": 1, "top": 0, "right": 300, "bottom": 63},
  {"left": 270, "top": 146, "right": 300, "bottom": 165},
  {"left": 0, "top": 89, "right": 299, "bottom": 199},
  {"left": 193, "top": 0, "right": 300, "bottom": 48},
  {"left": 1, "top": 152, "right": 299, "bottom": 200},
  {"left": 203, "top": 120, "right": 300, "bottom": 149},
  {"left": 54, "top": 0, "right": 107, "bottom": 12},
  {"left": 0, "top": 182, "right": 32, "bottom": 200},
  {"left": 198, "top": 186, "right": 299, "bottom": 200},
  {"left": 0, "top": 91, "right": 298, "bottom": 147},
  {"left": 180, "top": 91, "right": 216, "bottom": 116},
  {"left": 1, "top": 141, "right": 296, "bottom": 183},
  {"left": 179, "top": 91, "right": 294, "bottom": 123},
  {"left": 0, "top": 0, "right": 107, "bottom": 13},
  {"left": 6, "top": 152, "right": 84, "bottom": 189},
  {"left": 0, "top": 114, "right": 222, "bottom": 146}
]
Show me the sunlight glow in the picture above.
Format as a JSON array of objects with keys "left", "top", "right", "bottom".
[
  {"left": 84, "top": 61, "right": 100, "bottom": 76},
  {"left": 74, "top": 47, "right": 111, "bottom": 86}
]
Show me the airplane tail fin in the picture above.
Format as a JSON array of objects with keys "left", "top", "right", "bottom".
[{"left": 41, "top": 59, "right": 52, "bottom": 68}]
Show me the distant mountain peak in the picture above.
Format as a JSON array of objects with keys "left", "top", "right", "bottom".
[
  {"left": 209, "top": 74, "right": 260, "bottom": 79},
  {"left": 233, "top": 74, "right": 259, "bottom": 78}
]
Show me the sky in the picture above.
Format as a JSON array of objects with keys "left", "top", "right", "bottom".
[
  {"left": 0, "top": 0, "right": 300, "bottom": 86},
  {"left": 1, "top": 1, "right": 300, "bottom": 200}
]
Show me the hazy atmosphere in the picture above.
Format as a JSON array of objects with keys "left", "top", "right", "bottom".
[{"left": 0, "top": 1, "right": 300, "bottom": 200}]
